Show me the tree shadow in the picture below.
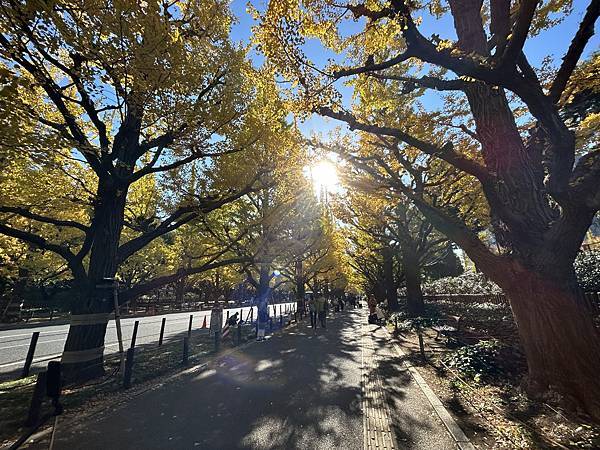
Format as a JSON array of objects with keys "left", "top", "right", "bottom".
[{"left": 33, "top": 309, "right": 454, "bottom": 449}]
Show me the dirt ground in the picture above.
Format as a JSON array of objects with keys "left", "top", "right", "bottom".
[{"left": 389, "top": 300, "right": 600, "bottom": 449}]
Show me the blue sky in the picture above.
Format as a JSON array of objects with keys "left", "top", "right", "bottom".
[{"left": 229, "top": 0, "right": 599, "bottom": 136}]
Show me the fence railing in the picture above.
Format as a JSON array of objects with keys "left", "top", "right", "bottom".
[{"left": 0, "top": 303, "right": 303, "bottom": 448}]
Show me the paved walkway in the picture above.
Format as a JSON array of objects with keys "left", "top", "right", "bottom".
[{"left": 31, "top": 309, "right": 461, "bottom": 449}]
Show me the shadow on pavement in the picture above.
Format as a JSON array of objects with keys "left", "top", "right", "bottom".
[{"left": 29, "top": 309, "right": 456, "bottom": 450}]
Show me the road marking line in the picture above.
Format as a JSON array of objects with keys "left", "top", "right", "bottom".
[{"left": 0, "top": 338, "right": 67, "bottom": 351}]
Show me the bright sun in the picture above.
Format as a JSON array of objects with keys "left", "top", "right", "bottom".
[{"left": 304, "top": 159, "right": 339, "bottom": 196}]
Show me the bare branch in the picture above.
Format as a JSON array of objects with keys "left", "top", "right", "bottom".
[{"left": 548, "top": 0, "right": 600, "bottom": 103}]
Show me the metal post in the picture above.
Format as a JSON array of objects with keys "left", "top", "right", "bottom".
[
  {"left": 183, "top": 337, "right": 189, "bottom": 365},
  {"left": 226, "top": 310, "right": 230, "bottom": 321},
  {"left": 188, "top": 314, "right": 193, "bottom": 338},
  {"left": 158, "top": 317, "right": 166, "bottom": 346},
  {"left": 280, "top": 313, "right": 283, "bottom": 328},
  {"left": 123, "top": 348, "right": 135, "bottom": 389},
  {"left": 22, "top": 332, "right": 40, "bottom": 378},
  {"left": 112, "top": 281, "right": 125, "bottom": 376},
  {"left": 214, "top": 329, "right": 221, "bottom": 353},
  {"left": 25, "top": 371, "right": 46, "bottom": 426},
  {"left": 130, "top": 320, "right": 139, "bottom": 349},
  {"left": 418, "top": 329, "right": 425, "bottom": 358}
]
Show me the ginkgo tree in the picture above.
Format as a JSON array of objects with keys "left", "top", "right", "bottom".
[
  {"left": 256, "top": 0, "right": 600, "bottom": 418},
  {"left": 203, "top": 132, "right": 343, "bottom": 320},
  {"left": 0, "top": 0, "right": 273, "bottom": 378}
]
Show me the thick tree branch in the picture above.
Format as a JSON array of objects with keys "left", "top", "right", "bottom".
[
  {"left": 0, "top": 222, "right": 86, "bottom": 279},
  {"left": 0, "top": 206, "right": 89, "bottom": 232},
  {"left": 130, "top": 136, "right": 260, "bottom": 183},
  {"left": 499, "top": 0, "right": 538, "bottom": 65},
  {"left": 548, "top": 0, "right": 600, "bottom": 103},
  {"left": 117, "top": 180, "right": 261, "bottom": 263},
  {"left": 119, "top": 257, "right": 249, "bottom": 304},
  {"left": 333, "top": 50, "right": 414, "bottom": 78},
  {"left": 370, "top": 73, "right": 467, "bottom": 92},
  {"left": 490, "top": 0, "right": 511, "bottom": 54},
  {"left": 318, "top": 107, "right": 490, "bottom": 182}
]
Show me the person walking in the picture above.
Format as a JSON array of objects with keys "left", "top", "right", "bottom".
[
  {"left": 308, "top": 293, "right": 317, "bottom": 328},
  {"left": 316, "top": 294, "right": 327, "bottom": 329},
  {"left": 367, "top": 295, "right": 378, "bottom": 324}
]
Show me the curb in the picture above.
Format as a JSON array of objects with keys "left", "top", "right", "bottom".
[{"left": 387, "top": 332, "right": 476, "bottom": 450}]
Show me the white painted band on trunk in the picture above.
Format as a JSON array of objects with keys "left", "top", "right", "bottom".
[
  {"left": 69, "top": 313, "right": 110, "bottom": 326},
  {"left": 61, "top": 346, "right": 105, "bottom": 364}
]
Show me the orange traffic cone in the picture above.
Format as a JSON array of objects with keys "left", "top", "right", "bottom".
[{"left": 202, "top": 316, "right": 207, "bottom": 329}]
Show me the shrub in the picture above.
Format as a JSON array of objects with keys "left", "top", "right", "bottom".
[
  {"left": 389, "top": 310, "right": 440, "bottom": 331},
  {"left": 574, "top": 250, "right": 600, "bottom": 292},
  {"left": 443, "top": 339, "right": 505, "bottom": 383},
  {"left": 423, "top": 272, "right": 502, "bottom": 295}
]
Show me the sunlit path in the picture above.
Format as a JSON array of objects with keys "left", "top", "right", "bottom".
[{"left": 27, "top": 310, "right": 463, "bottom": 450}]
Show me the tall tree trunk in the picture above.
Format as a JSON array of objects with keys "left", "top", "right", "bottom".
[
  {"left": 1, "top": 267, "right": 28, "bottom": 322},
  {"left": 402, "top": 246, "right": 424, "bottom": 317},
  {"left": 62, "top": 183, "right": 127, "bottom": 380},
  {"left": 175, "top": 278, "right": 186, "bottom": 306},
  {"left": 502, "top": 262, "right": 600, "bottom": 419},
  {"left": 382, "top": 245, "right": 399, "bottom": 311},
  {"left": 294, "top": 260, "right": 305, "bottom": 317},
  {"left": 256, "top": 264, "right": 271, "bottom": 324}
]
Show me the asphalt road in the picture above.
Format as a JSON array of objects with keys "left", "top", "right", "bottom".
[
  {"left": 30, "top": 309, "right": 459, "bottom": 450},
  {"left": 0, "top": 304, "right": 295, "bottom": 379}
]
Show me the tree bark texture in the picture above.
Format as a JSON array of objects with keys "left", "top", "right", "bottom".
[
  {"left": 401, "top": 246, "right": 424, "bottom": 317},
  {"left": 503, "top": 263, "right": 600, "bottom": 419},
  {"left": 62, "top": 181, "right": 128, "bottom": 380},
  {"left": 382, "top": 245, "right": 399, "bottom": 311}
]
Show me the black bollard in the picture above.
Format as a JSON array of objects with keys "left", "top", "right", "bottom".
[
  {"left": 123, "top": 348, "right": 135, "bottom": 389},
  {"left": 158, "top": 317, "right": 166, "bottom": 346},
  {"left": 214, "top": 330, "right": 221, "bottom": 353},
  {"left": 26, "top": 371, "right": 46, "bottom": 426},
  {"left": 130, "top": 320, "right": 139, "bottom": 349},
  {"left": 183, "top": 337, "right": 189, "bottom": 365},
  {"left": 22, "top": 332, "right": 40, "bottom": 378}
]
